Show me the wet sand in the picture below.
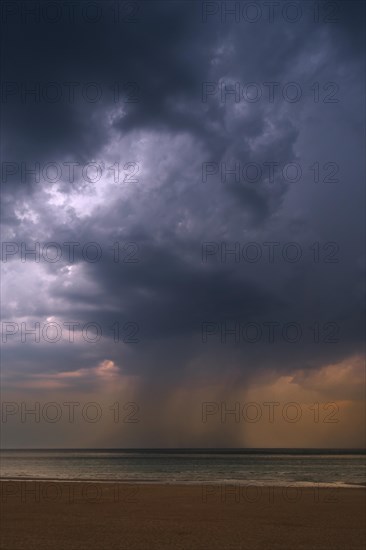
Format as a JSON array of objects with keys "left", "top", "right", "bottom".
[{"left": 1, "top": 481, "right": 365, "bottom": 549}]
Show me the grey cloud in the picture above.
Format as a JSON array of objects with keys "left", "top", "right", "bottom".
[{"left": 1, "top": 1, "right": 364, "bottom": 446}]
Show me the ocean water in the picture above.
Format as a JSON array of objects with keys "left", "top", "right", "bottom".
[{"left": 1, "top": 449, "right": 365, "bottom": 487}]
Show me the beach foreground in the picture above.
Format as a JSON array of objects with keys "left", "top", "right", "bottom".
[{"left": 1, "top": 481, "right": 365, "bottom": 550}]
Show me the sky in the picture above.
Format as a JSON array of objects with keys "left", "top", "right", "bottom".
[{"left": 0, "top": 0, "right": 365, "bottom": 448}]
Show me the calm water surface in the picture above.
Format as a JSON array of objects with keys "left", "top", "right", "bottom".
[{"left": 1, "top": 449, "right": 365, "bottom": 487}]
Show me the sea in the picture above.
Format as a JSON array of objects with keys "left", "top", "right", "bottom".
[{"left": 1, "top": 449, "right": 365, "bottom": 487}]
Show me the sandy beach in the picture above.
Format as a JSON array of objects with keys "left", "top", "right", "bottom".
[{"left": 0, "top": 481, "right": 365, "bottom": 550}]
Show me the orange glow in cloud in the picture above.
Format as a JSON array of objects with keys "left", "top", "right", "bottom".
[{"left": 2, "top": 355, "right": 365, "bottom": 448}]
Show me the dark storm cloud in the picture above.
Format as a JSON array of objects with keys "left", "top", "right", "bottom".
[
  {"left": 335, "top": 0, "right": 366, "bottom": 52},
  {"left": 1, "top": 1, "right": 206, "bottom": 166},
  {"left": 1, "top": 0, "right": 353, "bottom": 169},
  {"left": 1, "top": 0, "right": 365, "bottom": 402}
]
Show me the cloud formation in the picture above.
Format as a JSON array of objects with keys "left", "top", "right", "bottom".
[{"left": 1, "top": 0, "right": 365, "bottom": 447}]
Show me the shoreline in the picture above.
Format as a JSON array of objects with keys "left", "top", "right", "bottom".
[{"left": 1, "top": 477, "right": 365, "bottom": 488}]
